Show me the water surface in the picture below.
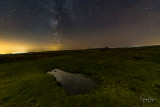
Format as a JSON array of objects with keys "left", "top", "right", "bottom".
[{"left": 48, "top": 69, "right": 95, "bottom": 95}]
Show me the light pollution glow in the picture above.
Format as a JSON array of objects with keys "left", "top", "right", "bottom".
[
  {"left": 0, "top": 40, "right": 62, "bottom": 54},
  {"left": 1, "top": 34, "right": 160, "bottom": 54},
  {"left": 1, "top": 1, "right": 160, "bottom": 54}
]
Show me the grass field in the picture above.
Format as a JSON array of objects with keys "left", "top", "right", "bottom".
[{"left": 0, "top": 46, "right": 160, "bottom": 107}]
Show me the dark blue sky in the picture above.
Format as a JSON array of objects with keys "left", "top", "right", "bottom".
[{"left": 0, "top": 0, "right": 160, "bottom": 52}]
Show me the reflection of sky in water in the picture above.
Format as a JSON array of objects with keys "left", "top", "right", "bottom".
[{"left": 48, "top": 69, "right": 95, "bottom": 95}]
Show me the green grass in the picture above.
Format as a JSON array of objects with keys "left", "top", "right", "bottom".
[{"left": 0, "top": 46, "right": 160, "bottom": 107}]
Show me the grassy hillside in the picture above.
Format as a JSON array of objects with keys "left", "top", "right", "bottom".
[{"left": 0, "top": 46, "right": 160, "bottom": 107}]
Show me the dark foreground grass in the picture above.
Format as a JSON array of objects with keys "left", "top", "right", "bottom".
[{"left": 0, "top": 46, "right": 160, "bottom": 107}]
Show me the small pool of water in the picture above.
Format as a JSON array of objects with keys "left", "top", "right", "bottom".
[{"left": 47, "top": 69, "right": 95, "bottom": 95}]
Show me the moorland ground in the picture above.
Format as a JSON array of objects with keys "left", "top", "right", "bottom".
[{"left": 0, "top": 46, "right": 160, "bottom": 107}]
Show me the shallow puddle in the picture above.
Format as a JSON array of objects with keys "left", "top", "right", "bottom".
[{"left": 47, "top": 69, "right": 95, "bottom": 95}]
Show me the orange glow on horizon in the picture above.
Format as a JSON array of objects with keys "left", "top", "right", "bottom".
[
  {"left": 0, "top": 40, "right": 63, "bottom": 54},
  {"left": 0, "top": 41, "right": 29, "bottom": 54}
]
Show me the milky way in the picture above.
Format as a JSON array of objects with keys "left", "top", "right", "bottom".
[{"left": 0, "top": 0, "right": 160, "bottom": 52}]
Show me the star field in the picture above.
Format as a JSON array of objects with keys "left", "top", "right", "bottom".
[{"left": 0, "top": 0, "right": 160, "bottom": 53}]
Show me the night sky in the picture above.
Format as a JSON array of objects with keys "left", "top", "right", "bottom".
[{"left": 1, "top": 0, "right": 160, "bottom": 53}]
